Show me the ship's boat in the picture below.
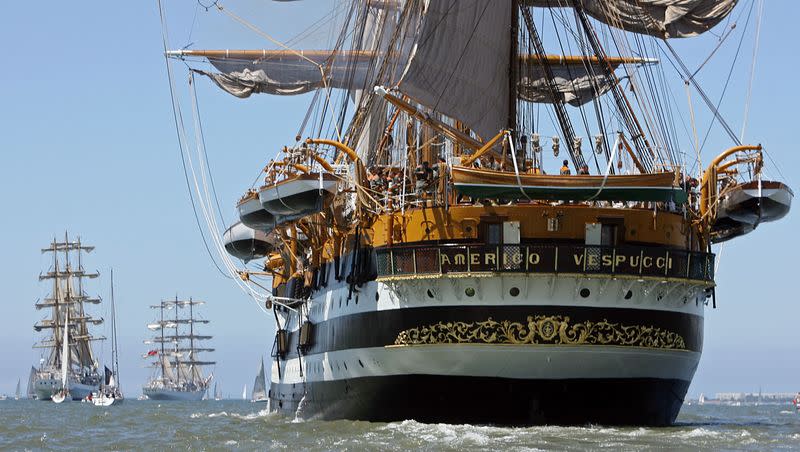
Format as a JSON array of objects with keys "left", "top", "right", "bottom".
[
  {"left": 718, "top": 180, "right": 793, "bottom": 225},
  {"left": 258, "top": 172, "right": 338, "bottom": 223},
  {"left": 452, "top": 166, "right": 687, "bottom": 203},
  {"left": 223, "top": 221, "right": 273, "bottom": 262},
  {"left": 237, "top": 192, "right": 276, "bottom": 232},
  {"left": 711, "top": 180, "right": 793, "bottom": 243}
]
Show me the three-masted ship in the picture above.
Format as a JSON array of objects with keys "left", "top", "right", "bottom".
[
  {"left": 143, "top": 297, "right": 215, "bottom": 401},
  {"left": 32, "top": 234, "right": 104, "bottom": 401},
  {"left": 166, "top": 0, "right": 792, "bottom": 424}
]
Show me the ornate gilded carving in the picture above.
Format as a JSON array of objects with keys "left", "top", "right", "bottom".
[{"left": 393, "top": 315, "right": 686, "bottom": 350}]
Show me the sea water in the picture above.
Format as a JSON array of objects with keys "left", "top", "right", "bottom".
[{"left": 0, "top": 400, "right": 798, "bottom": 451}]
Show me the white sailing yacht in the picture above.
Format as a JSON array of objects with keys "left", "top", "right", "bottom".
[
  {"left": 93, "top": 269, "right": 124, "bottom": 406},
  {"left": 251, "top": 358, "right": 268, "bottom": 403}
]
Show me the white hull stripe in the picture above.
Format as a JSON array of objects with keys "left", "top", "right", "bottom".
[{"left": 273, "top": 344, "right": 701, "bottom": 385}]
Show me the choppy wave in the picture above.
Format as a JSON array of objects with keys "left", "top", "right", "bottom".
[{"left": 0, "top": 400, "right": 798, "bottom": 451}]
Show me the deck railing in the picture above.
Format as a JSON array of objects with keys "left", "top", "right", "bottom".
[{"left": 376, "top": 243, "right": 714, "bottom": 282}]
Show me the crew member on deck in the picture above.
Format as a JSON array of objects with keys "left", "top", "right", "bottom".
[
  {"left": 414, "top": 161, "right": 433, "bottom": 200},
  {"left": 579, "top": 164, "right": 590, "bottom": 175},
  {"left": 560, "top": 159, "right": 571, "bottom": 175}
]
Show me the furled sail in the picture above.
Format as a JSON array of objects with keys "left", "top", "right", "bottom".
[
  {"left": 192, "top": 50, "right": 376, "bottom": 98},
  {"left": 185, "top": 49, "right": 628, "bottom": 109},
  {"left": 518, "top": 58, "right": 624, "bottom": 106},
  {"left": 399, "top": 0, "right": 512, "bottom": 140},
  {"left": 526, "top": 0, "right": 738, "bottom": 38}
]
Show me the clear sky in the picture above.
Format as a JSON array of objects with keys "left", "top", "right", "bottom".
[{"left": 0, "top": 1, "right": 797, "bottom": 399}]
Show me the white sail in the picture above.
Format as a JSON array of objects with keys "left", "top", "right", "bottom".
[
  {"left": 526, "top": 0, "right": 738, "bottom": 38},
  {"left": 242, "top": 384, "right": 247, "bottom": 400},
  {"left": 161, "top": 355, "right": 176, "bottom": 382},
  {"left": 199, "top": 50, "right": 376, "bottom": 98},
  {"left": 15, "top": 379, "right": 20, "bottom": 400},
  {"left": 251, "top": 357, "right": 267, "bottom": 401},
  {"left": 60, "top": 308, "right": 69, "bottom": 388}
]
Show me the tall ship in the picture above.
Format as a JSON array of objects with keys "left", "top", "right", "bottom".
[
  {"left": 32, "top": 234, "right": 104, "bottom": 401},
  {"left": 163, "top": 0, "right": 792, "bottom": 424},
  {"left": 143, "top": 297, "right": 215, "bottom": 401}
]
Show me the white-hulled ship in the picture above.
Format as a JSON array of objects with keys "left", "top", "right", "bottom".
[
  {"left": 164, "top": 0, "right": 792, "bottom": 425},
  {"left": 142, "top": 298, "right": 214, "bottom": 401},
  {"left": 32, "top": 234, "right": 105, "bottom": 401}
]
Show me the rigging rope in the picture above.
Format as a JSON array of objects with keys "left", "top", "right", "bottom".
[
  {"left": 158, "top": 0, "right": 271, "bottom": 312},
  {"left": 157, "top": 0, "right": 231, "bottom": 280},
  {"left": 740, "top": 0, "right": 763, "bottom": 142}
]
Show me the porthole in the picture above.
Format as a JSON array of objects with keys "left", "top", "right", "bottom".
[
  {"left": 509, "top": 287, "right": 520, "bottom": 297},
  {"left": 579, "top": 288, "right": 590, "bottom": 298},
  {"left": 355, "top": 295, "right": 359, "bottom": 305},
  {"left": 358, "top": 359, "right": 364, "bottom": 368},
  {"left": 465, "top": 287, "right": 475, "bottom": 297},
  {"left": 375, "top": 292, "right": 380, "bottom": 302},
  {"left": 427, "top": 289, "right": 435, "bottom": 299},
  {"left": 624, "top": 290, "right": 633, "bottom": 300}
]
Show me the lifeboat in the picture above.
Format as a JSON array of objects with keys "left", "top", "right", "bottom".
[
  {"left": 718, "top": 180, "right": 792, "bottom": 225},
  {"left": 711, "top": 180, "right": 793, "bottom": 243},
  {"left": 237, "top": 192, "right": 276, "bottom": 232},
  {"left": 451, "top": 166, "right": 688, "bottom": 203},
  {"left": 223, "top": 221, "right": 273, "bottom": 262},
  {"left": 259, "top": 173, "right": 338, "bottom": 223}
]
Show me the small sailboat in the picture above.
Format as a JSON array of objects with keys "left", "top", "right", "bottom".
[
  {"left": 52, "top": 307, "right": 70, "bottom": 404},
  {"left": 251, "top": 357, "right": 268, "bottom": 403},
  {"left": 213, "top": 382, "right": 221, "bottom": 401},
  {"left": 242, "top": 384, "right": 247, "bottom": 400},
  {"left": 15, "top": 379, "right": 20, "bottom": 401},
  {"left": 94, "top": 269, "right": 124, "bottom": 406}
]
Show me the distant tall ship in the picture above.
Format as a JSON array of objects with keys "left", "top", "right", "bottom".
[
  {"left": 142, "top": 297, "right": 215, "bottom": 401},
  {"left": 32, "top": 234, "right": 104, "bottom": 401}
]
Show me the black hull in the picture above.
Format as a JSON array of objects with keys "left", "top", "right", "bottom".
[{"left": 270, "top": 375, "right": 688, "bottom": 426}]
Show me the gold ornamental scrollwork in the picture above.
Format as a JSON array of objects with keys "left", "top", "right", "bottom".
[{"left": 393, "top": 315, "right": 687, "bottom": 350}]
